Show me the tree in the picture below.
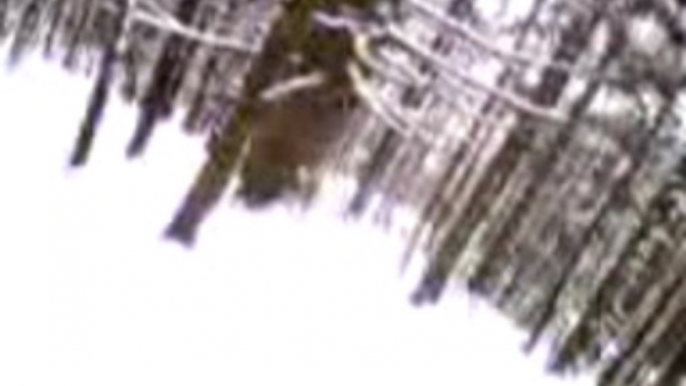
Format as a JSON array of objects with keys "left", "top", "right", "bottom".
[
  {"left": 61, "top": 1, "right": 93, "bottom": 71},
  {"left": 6, "top": 1, "right": 686, "bottom": 386},
  {"left": 126, "top": 0, "right": 204, "bottom": 157},
  {"left": 43, "top": 0, "right": 67, "bottom": 58},
  {"left": 69, "top": 0, "right": 128, "bottom": 166},
  {"left": 411, "top": 0, "right": 601, "bottom": 305},
  {"left": 7, "top": 0, "right": 41, "bottom": 67},
  {"left": 164, "top": 0, "right": 388, "bottom": 245}
]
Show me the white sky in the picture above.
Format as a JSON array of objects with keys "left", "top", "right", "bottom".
[{"left": 0, "top": 50, "right": 597, "bottom": 386}]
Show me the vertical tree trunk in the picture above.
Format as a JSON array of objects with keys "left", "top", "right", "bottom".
[
  {"left": 7, "top": 1, "right": 41, "bottom": 67},
  {"left": 412, "top": 5, "right": 602, "bottom": 305},
  {"left": 62, "top": 2, "right": 92, "bottom": 71},
  {"left": 164, "top": 0, "right": 322, "bottom": 245},
  {"left": 183, "top": 54, "right": 219, "bottom": 134},
  {"left": 126, "top": 0, "right": 202, "bottom": 157},
  {"left": 538, "top": 100, "right": 678, "bottom": 373},
  {"left": 347, "top": 128, "right": 401, "bottom": 216},
  {"left": 43, "top": 0, "right": 66, "bottom": 58},
  {"left": 69, "top": 0, "right": 128, "bottom": 167},
  {"left": 402, "top": 0, "right": 546, "bottom": 274},
  {"left": 164, "top": 149, "right": 239, "bottom": 245},
  {"left": 654, "top": 341, "right": 686, "bottom": 386},
  {"left": 165, "top": 0, "right": 384, "bottom": 245},
  {"left": 0, "top": 0, "right": 10, "bottom": 42},
  {"left": 119, "top": 46, "right": 139, "bottom": 102}
]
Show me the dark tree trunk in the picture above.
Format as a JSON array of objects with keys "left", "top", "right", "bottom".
[
  {"left": 69, "top": 0, "right": 128, "bottom": 167},
  {"left": 164, "top": 149, "right": 239, "bottom": 246},
  {"left": 43, "top": 0, "right": 66, "bottom": 58},
  {"left": 515, "top": 40, "right": 619, "bottom": 351},
  {"left": 165, "top": 0, "right": 383, "bottom": 245},
  {"left": 601, "top": 274, "right": 686, "bottom": 386},
  {"left": 164, "top": 11, "right": 296, "bottom": 244},
  {"left": 402, "top": 0, "right": 545, "bottom": 278},
  {"left": 62, "top": 2, "right": 92, "bottom": 71},
  {"left": 655, "top": 341, "right": 686, "bottom": 386},
  {"left": 412, "top": 6, "right": 601, "bottom": 305},
  {"left": 347, "top": 128, "right": 401, "bottom": 216},
  {"left": 120, "top": 47, "right": 139, "bottom": 103},
  {"left": 183, "top": 54, "right": 219, "bottom": 134},
  {"left": 0, "top": 0, "right": 10, "bottom": 42},
  {"left": 410, "top": 126, "right": 534, "bottom": 305},
  {"left": 126, "top": 0, "right": 202, "bottom": 157},
  {"left": 543, "top": 98, "right": 679, "bottom": 372},
  {"left": 8, "top": 1, "right": 41, "bottom": 67}
]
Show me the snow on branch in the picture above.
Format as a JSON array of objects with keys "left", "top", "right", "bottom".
[
  {"left": 118, "top": 1, "right": 606, "bottom": 145},
  {"left": 403, "top": 0, "right": 604, "bottom": 82},
  {"left": 258, "top": 71, "right": 328, "bottom": 102},
  {"left": 360, "top": 43, "right": 505, "bottom": 127},
  {"left": 347, "top": 60, "right": 454, "bottom": 153},
  {"left": 381, "top": 24, "right": 570, "bottom": 125},
  {"left": 349, "top": 23, "right": 520, "bottom": 131},
  {"left": 316, "top": 11, "right": 572, "bottom": 130},
  {"left": 128, "top": 0, "right": 259, "bottom": 54}
]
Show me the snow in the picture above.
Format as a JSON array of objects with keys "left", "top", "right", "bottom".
[{"left": 0, "top": 49, "right": 596, "bottom": 386}]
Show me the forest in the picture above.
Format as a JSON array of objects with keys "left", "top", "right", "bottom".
[{"left": 4, "top": 0, "right": 686, "bottom": 385}]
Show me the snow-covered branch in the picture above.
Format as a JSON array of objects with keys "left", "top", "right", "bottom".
[
  {"left": 127, "top": 0, "right": 259, "bottom": 54},
  {"left": 121, "top": 0, "right": 607, "bottom": 86},
  {"left": 258, "top": 72, "right": 328, "bottom": 102},
  {"left": 347, "top": 61, "right": 452, "bottom": 153},
  {"left": 315, "top": 10, "right": 573, "bottom": 129},
  {"left": 381, "top": 24, "right": 570, "bottom": 125},
  {"left": 352, "top": 34, "right": 516, "bottom": 130},
  {"left": 403, "top": 0, "right": 603, "bottom": 82},
  {"left": 116, "top": 1, "right": 594, "bottom": 142},
  {"left": 348, "top": 58, "right": 511, "bottom": 155}
]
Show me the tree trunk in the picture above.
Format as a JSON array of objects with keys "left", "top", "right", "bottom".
[
  {"left": 411, "top": 5, "right": 604, "bottom": 305},
  {"left": 62, "top": 2, "right": 92, "bottom": 71},
  {"left": 43, "top": 0, "right": 66, "bottom": 58},
  {"left": 164, "top": 0, "right": 329, "bottom": 244},
  {"left": 183, "top": 54, "right": 219, "bottom": 134},
  {"left": 545, "top": 98, "right": 679, "bottom": 373},
  {"left": 69, "top": 0, "right": 127, "bottom": 167},
  {"left": 0, "top": 0, "right": 10, "bottom": 42},
  {"left": 165, "top": 0, "right": 384, "bottom": 244},
  {"left": 347, "top": 128, "right": 401, "bottom": 216},
  {"left": 126, "top": 0, "right": 202, "bottom": 157},
  {"left": 8, "top": 1, "right": 41, "bottom": 67},
  {"left": 403, "top": 0, "right": 544, "bottom": 282},
  {"left": 164, "top": 147, "right": 240, "bottom": 245}
]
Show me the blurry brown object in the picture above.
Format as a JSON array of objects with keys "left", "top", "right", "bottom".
[
  {"left": 237, "top": 70, "right": 359, "bottom": 207},
  {"left": 165, "top": 0, "right": 380, "bottom": 244}
]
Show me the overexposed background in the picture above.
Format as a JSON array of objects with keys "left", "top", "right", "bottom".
[{"left": 0, "top": 49, "right": 596, "bottom": 386}]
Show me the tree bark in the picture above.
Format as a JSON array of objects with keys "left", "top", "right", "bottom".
[
  {"left": 69, "top": 0, "right": 127, "bottom": 167},
  {"left": 411, "top": 5, "right": 601, "bottom": 304},
  {"left": 8, "top": 1, "right": 41, "bottom": 67},
  {"left": 126, "top": 0, "right": 203, "bottom": 157},
  {"left": 347, "top": 128, "right": 401, "bottom": 216},
  {"left": 164, "top": 0, "right": 351, "bottom": 244}
]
